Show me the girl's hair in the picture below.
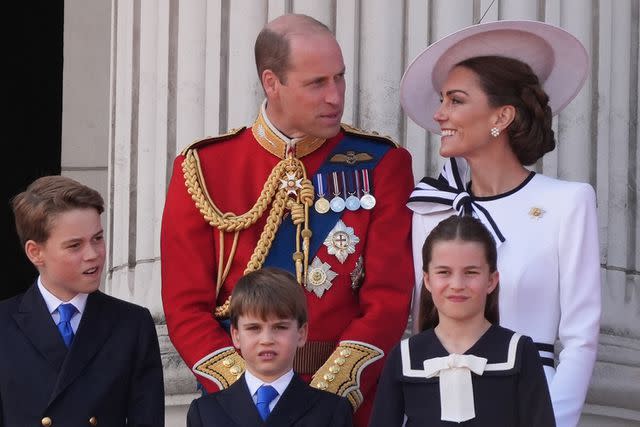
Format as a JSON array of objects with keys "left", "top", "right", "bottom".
[
  {"left": 455, "top": 55, "right": 555, "bottom": 166},
  {"left": 419, "top": 215, "right": 499, "bottom": 331}
]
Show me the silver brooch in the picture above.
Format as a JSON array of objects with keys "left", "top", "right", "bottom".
[
  {"left": 323, "top": 220, "right": 360, "bottom": 263},
  {"left": 305, "top": 257, "right": 338, "bottom": 298}
]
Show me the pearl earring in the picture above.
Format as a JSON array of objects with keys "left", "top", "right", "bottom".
[{"left": 490, "top": 127, "right": 500, "bottom": 138}]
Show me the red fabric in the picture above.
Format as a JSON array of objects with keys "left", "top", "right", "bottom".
[{"left": 161, "top": 128, "right": 414, "bottom": 426}]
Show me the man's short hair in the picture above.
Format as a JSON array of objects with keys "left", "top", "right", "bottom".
[
  {"left": 230, "top": 267, "right": 308, "bottom": 328},
  {"left": 254, "top": 14, "right": 331, "bottom": 84},
  {"left": 11, "top": 175, "right": 104, "bottom": 246}
]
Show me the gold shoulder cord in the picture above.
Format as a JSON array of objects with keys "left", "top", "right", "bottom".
[{"left": 182, "top": 149, "right": 314, "bottom": 318}]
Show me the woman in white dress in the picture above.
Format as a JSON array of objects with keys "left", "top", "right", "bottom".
[{"left": 400, "top": 20, "right": 601, "bottom": 427}]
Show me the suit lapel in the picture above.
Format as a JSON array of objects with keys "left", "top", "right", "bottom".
[
  {"left": 49, "top": 291, "right": 115, "bottom": 403},
  {"left": 12, "top": 284, "right": 68, "bottom": 372},
  {"left": 217, "top": 375, "right": 266, "bottom": 426},
  {"left": 266, "top": 374, "right": 320, "bottom": 426}
]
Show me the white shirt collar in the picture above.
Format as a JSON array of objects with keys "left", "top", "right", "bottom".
[
  {"left": 244, "top": 368, "right": 294, "bottom": 398},
  {"left": 37, "top": 276, "right": 89, "bottom": 315}
]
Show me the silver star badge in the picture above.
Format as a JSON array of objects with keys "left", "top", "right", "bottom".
[
  {"left": 324, "top": 220, "right": 360, "bottom": 263},
  {"left": 305, "top": 257, "right": 338, "bottom": 298},
  {"left": 280, "top": 172, "right": 303, "bottom": 196}
]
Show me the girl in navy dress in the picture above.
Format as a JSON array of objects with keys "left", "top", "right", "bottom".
[{"left": 370, "top": 215, "right": 554, "bottom": 426}]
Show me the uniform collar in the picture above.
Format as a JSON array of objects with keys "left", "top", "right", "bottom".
[{"left": 251, "top": 100, "right": 326, "bottom": 159}]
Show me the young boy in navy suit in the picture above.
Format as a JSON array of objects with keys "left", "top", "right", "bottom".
[
  {"left": 186, "top": 267, "right": 352, "bottom": 426},
  {"left": 1, "top": 175, "right": 164, "bottom": 426}
]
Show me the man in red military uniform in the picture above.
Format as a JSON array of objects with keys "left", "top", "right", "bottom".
[{"left": 161, "top": 13, "right": 414, "bottom": 426}]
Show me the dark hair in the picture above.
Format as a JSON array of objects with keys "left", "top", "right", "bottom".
[
  {"left": 254, "top": 14, "right": 331, "bottom": 84},
  {"left": 230, "top": 267, "right": 308, "bottom": 328},
  {"left": 456, "top": 55, "right": 555, "bottom": 166},
  {"left": 419, "top": 215, "right": 499, "bottom": 331},
  {"left": 11, "top": 175, "right": 104, "bottom": 247}
]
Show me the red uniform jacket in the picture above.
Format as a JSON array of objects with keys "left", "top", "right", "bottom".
[{"left": 161, "top": 116, "right": 414, "bottom": 427}]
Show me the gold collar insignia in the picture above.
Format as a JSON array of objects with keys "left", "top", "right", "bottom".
[{"left": 251, "top": 104, "right": 325, "bottom": 159}]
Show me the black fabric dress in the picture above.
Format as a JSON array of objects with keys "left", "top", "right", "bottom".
[{"left": 369, "top": 325, "right": 555, "bottom": 426}]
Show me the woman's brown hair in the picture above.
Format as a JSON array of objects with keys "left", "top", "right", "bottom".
[{"left": 456, "top": 55, "right": 556, "bottom": 166}]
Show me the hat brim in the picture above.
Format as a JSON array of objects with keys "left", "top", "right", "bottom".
[{"left": 400, "top": 20, "right": 589, "bottom": 133}]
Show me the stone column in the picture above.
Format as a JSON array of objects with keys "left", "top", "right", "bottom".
[{"left": 106, "top": 1, "right": 198, "bottom": 423}]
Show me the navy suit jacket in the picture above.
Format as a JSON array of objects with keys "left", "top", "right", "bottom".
[
  {"left": 187, "top": 373, "right": 353, "bottom": 427},
  {"left": 0, "top": 284, "right": 164, "bottom": 427}
]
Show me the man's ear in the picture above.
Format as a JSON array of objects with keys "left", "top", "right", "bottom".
[
  {"left": 262, "top": 69, "right": 280, "bottom": 98},
  {"left": 25, "top": 240, "right": 44, "bottom": 266}
]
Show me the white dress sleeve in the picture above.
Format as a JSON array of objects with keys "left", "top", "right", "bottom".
[{"left": 552, "top": 183, "right": 601, "bottom": 427}]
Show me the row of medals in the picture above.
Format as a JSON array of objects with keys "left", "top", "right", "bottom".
[{"left": 313, "top": 169, "right": 376, "bottom": 214}]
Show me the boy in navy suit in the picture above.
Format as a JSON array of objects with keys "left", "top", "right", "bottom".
[
  {"left": 187, "top": 267, "right": 352, "bottom": 426},
  {"left": 1, "top": 175, "right": 164, "bottom": 426}
]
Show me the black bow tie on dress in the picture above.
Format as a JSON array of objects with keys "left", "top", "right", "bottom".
[{"left": 407, "top": 158, "right": 505, "bottom": 247}]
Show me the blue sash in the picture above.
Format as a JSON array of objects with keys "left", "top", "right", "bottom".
[{"left": 263, "top": 134, "right": 392, "bottom": 272}]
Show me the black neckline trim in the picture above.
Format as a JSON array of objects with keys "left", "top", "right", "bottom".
[{"left": 469, "top": 171, "right": 536, "bottom": 201}]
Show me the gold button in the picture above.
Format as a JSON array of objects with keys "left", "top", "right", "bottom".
[
  {"left": 329, "top": 365, "right": 340, "bottom": 374},
  {"left": 229, "top": 365, "right": 241, "bottom": 375},
  {"left": 340, "top": 349, "right": 352, "bottom": 357},
  {"left": 89, "top": 416, "right": 98, "bottom": 426},
  {"left": 316, "top": 380, "right": 328, "bottom": 390},
  {"left": 222, "top": 357, "right": 233, "bottom": 367},
  {"left": 323, "top": 373, "right": 335, "bottom": 382},
  {"left": 41, "top": 417, "right": 52, "bottom": 427},
  {"left": 334, "top": 357, "right": 346, "bottom": 365}
]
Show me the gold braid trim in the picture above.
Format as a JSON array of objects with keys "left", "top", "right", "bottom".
[
  {"left": 193, "top": 347, "right": 245, "bottom": 389},
  {"left": 183, "top": 149, "right": 288, "bottom": 231},
  {"left": 182, "top": 147, "right": 313, "bottom": 319},
  {"left": 311, "top": 341, "right": 384, "bottom": 411}
]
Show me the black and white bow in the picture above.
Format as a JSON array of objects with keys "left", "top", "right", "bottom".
[{"left": 407, "top": 157, "right": 505, "bottom": 246}]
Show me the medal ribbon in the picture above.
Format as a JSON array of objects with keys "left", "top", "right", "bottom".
[
  {"left": 361, "top": 169, "right": 372, "bottom": 194},
  {"left": 354, "top": 170, "right": 361, "bottom": 197},
  {"left": 315, "top": 173, "right": 325, "bottom": 197},
  {"left": 341, "top": 171, "right": 348, "bottom": 197},
  {"left": 332, "top": 172, "right": 341, "bottom": 197}
]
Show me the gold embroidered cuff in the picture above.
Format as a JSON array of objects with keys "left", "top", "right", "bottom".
[
  {"left": 193, "top": 347, "right": 245, "bottom": 390},
  {"left": 311, "top": 341, "right": 384, "bottom": 411}
]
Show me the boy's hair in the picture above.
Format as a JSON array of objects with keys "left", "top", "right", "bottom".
[
  {"left": 230, "top": 267, "right": 308, "bottom": 328},
  {"left": 419, "top": 215, "right": 500, "bottom": 331},
  {"left": 11, "top": 175, "right": 104, "bottom": 247}
]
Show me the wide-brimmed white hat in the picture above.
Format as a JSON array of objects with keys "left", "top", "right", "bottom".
[{"left": 400, "top": 20, "right": 589, "bottom": 133}]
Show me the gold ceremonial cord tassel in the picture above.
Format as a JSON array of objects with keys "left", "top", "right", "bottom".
[{"left": 182, "top": 149, "right": 313, "bottom": 318}]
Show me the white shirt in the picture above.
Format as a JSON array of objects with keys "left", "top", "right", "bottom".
[
  {"left": 37, "top": 277, "right": 88, "bottom": 333},
  {"left": 410, "top": 172, "right": 601, "bottom": 427},
  {"left": 244, "top": 369, "right": 294, "bottom": 412}
]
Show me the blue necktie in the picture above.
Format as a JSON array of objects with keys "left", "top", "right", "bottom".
[
  {"left": 256, "top": 384, "right": 278, "bottom": 421},
  {"left": 57, "top": 303, "right": 77, "bottom": 348}
]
